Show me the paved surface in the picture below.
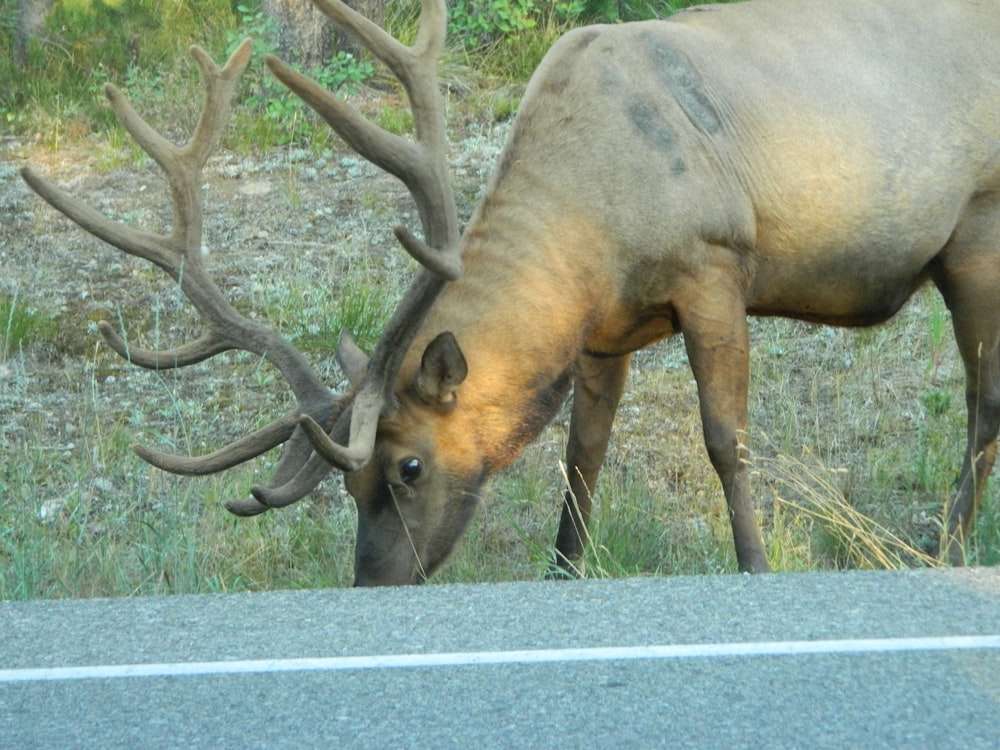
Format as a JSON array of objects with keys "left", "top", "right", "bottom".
[{"left": 2, "top": 567, "right": 998, "bottom": 748}]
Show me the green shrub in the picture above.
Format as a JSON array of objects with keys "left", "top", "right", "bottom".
[
  {"left": 449, "top": 0, "right": 541, "bottom": 50},
  {"left": 224, "top": 3, "right": 374, "bottom": 150}
]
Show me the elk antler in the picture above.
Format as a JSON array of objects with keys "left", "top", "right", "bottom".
[
  {"left": 21, "top": 40, "right": 341, "bottom": 513},
  {"left": 21, "top": 0, "right": 462, "bottom": 516},
  {"left": 255, "top": 0, "right": 463, "bottom": 499}
]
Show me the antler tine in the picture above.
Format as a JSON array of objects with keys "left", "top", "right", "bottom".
[
  {"left": 22, "top": 39, "right": 340, "bottom": 494},
  {"left": 96, "top": 321, "right": 229, "bottom": 369},
  {"left": 266, "top": 0, "right": 461, "bottom": 265},
  {"left": 252, "top": 0, "right": 461, "bottom": 499},
  {"left": 133, "top": 412, "right": 301, "bottom": 475}
]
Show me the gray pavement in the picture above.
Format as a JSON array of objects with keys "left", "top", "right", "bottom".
[{"left": 2, "top": 567, "right": 999, "bottom": 748}]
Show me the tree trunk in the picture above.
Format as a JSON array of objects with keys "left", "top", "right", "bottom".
[
  {"left": 333, "top": 0, "right": 387, "bottom": 60},
  {"left": 261, "top": 0, "right": 388, "bottom": 68},
  {"left": 262, "top": 0, "right": 333, "bottom": 70},
  {"left": 15, "top": 0, "right": 52, "bottom": 67}
]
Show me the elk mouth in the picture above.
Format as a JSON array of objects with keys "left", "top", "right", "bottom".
[
  {"left": 352, "top": 542, "right": 426, "bottom": 587},
  {"left": 351, "top": 479, "right": 482, "bottom": 587}
]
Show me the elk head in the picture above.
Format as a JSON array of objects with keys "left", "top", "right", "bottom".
[{"left": 22, "top": 0, "right": 479, "bottom": 585}]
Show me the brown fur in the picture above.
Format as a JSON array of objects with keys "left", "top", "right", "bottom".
[{"left": 344, "top": 0, "right": 1000, "bottom": 584}]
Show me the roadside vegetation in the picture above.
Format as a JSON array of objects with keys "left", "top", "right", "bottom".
[
  {"left": 1, "top": 0, "right": 997, "bottom": 599},
  {"left": 1, "top": 0, "right": 738, "bottom": 151}
]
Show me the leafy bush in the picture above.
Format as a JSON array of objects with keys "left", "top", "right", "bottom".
[
  {"left": 445, "top": 1, "right": 585, "bottom": 81},
  {"left": 449, "top": 0, "right": 541, "bottom": 50}
]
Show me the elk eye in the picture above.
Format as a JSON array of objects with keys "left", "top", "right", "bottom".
[{"left": 400, "top": 457, "right": 423, "bottom": 483}]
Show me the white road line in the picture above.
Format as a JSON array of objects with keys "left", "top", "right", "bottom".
[{"left": 2, "top": 635, "right": 998, "bottom": 684}]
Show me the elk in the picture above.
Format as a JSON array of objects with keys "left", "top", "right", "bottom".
[{"left": 22, "top": 0, "right": 1000, "bottom": 585}]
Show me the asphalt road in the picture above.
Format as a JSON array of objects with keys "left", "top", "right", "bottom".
[{"left": 2, "top": 567, "right": 998, "bottom": 748}]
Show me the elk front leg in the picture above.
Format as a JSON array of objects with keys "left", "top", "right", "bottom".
[
  {"left": 554, "top": 353, "right": 632, "bottom": 576},
  {"left": 679, "top": 287, "right": 770, "bottom": 573}
]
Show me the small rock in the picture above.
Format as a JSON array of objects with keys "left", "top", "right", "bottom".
[
  {"left": 38, "top": 496, "right": 68, "bottom": 521},
  {"left": 238, "top": 180, "right": 272, "bottom": 197},
  {"left": 92, "top": 477, "right": 115, "bottom": 495}
]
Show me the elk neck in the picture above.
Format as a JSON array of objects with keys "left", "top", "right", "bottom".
[{"left": 399, "top": 190, "right": 618, "bottom": 474}]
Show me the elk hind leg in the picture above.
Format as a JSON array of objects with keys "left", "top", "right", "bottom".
[
  {"left": 945, "top": 311, "right": 999, "bottom": 565},
  {"left": 934, "top": 213, "right": 1000, "bottom": 564},
  {"left": 554, "top": 353, "right": 631, "bottom": 577}
]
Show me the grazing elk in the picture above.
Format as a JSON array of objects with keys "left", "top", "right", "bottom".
[{"left": 22, "top": 0, "right": 1000, "bottom": 585}]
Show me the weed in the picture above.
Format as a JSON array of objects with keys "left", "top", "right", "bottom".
[
  {"left": 759, "top": 445, "right": 942, "bottom": 570},
  {"left": 448, "top": 2, "right": 576, "bottom": 81},
  {"left": 925, "top": 295, "right": 951, "bottom": 378},
  {"left": 449, "top": 0, "right": 540, "bottom": 51},
  {"left": 223, "top": 3, "right": 374, "bottom": 150},
  {"left": 259, "top": 260, "right": 401, "bottom": 355},
  {"left": 377, "top": 106, "right": 415, "bottom": 136},
  {"left": 1, "top": 290, "right": 57, "bottom": 360}
]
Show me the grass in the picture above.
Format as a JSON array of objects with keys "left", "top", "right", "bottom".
[
  {"left": 4, "top": 259, "right": 997, "bottom": 600},
  {"left": 0, "top": 350, "right": 359, "bottom": 598},
  {"left": 2, "top": 462, "right": 357, "bottom": 597},
  {"left": 758, "top": 445, "right": 942, "bottom": 570},
  {"left": 1, "top": 289, "right": 58, "bottom": 360}
]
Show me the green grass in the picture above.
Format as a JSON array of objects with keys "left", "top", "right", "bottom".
[
  {"left": 4, "top": 276, "right": 996, "bottom": 600},
  {"left": 1, "top": 464, "right": 357, "bottom": 598},
  {"left": 2, "top": 0, "right": 234, "bottom": 134},
  {"left": 0, "top": 360, "right": 358, "bottom": 599},
  {"left": 1, "top": 289, "right": 58, "bottom": 360}
]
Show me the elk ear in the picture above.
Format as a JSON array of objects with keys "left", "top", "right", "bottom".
[
  {"left": 336, "top": 330, "right": 369, "bottom": 388},
  {"left": 415, "top": 332, "right": 468, "bottom": 406}
]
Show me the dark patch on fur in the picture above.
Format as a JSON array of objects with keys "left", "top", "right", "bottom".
[
  {"left": 571, "top": 28, "right": 600, "bottom": 51},
  {"left": 521, "top": 367, "right": 573, "bottom": 443},
  {"left": 627, "top": 96, "right": 678, "bottom": 155},
  {"left": 490, "top": 369, "right": 573, "bottom": 471},
  {"left": 543, "top": 73, "right": 570, "bottom": 96},
  {"left": 642, "top": 32, "right": 722, "bottom": 136},
  {"left": 598, "top": 61, "right": 623, "bottom": 95}
]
